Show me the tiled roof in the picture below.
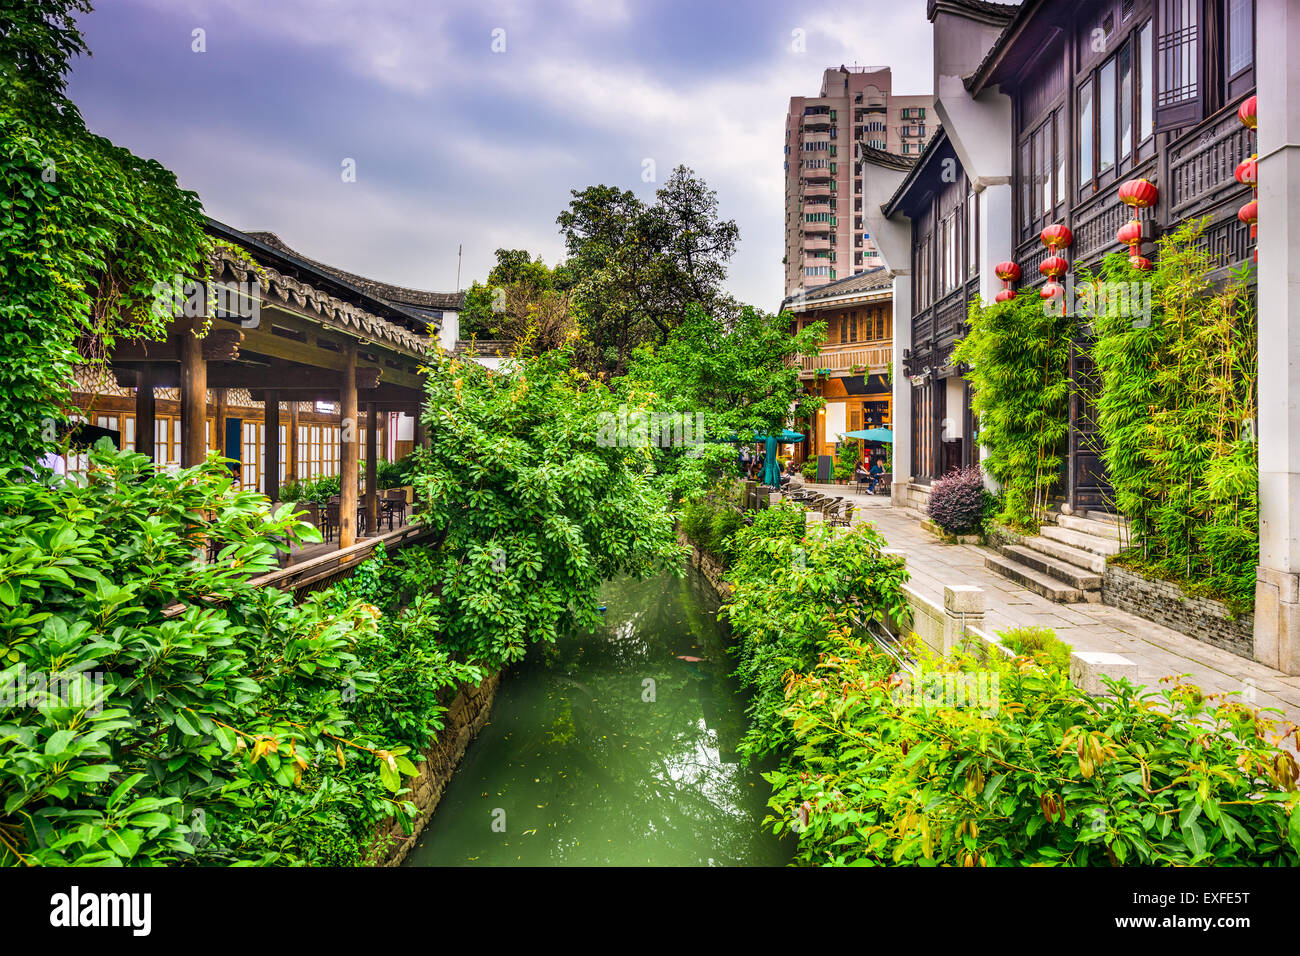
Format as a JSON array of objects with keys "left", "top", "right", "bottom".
[
  {"left": 927, "top": 0, "right": 1019, "bottom": 24},
  {"left": 856, "top": 144, "right": 918, "bottom": 172},
  {"left": 247, "top": 232, "right": 465, "bottom": 311},
  {"left": 782, "top": 267, "right": 892, "bottom": 312},
  {"left": 964, "top": 0, "right": 1040, "bottom": 93},
  {"left": 882, "top": 126, "right": 951, "bottom": 216}
]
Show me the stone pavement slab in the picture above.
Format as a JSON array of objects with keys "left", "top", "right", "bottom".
[{"left": 793, "top": 488, "right": 1300, "bottom": 727}]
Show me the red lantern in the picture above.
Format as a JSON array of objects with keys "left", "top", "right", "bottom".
[
  {"left": 1118, "top": 178, "right": 1158, "bottom": 210},
  {"left": 1235, "top": 156, "right": 1258, "bottom": 188},
  {"left": 1116, "top": 220, "right": 1143, "bottom": 247},
  {"left": 1238, "top": 95, "right": 1257, "bottom": 130},
  {"left": 1039, "top": 255, "right": 1069, "bottom": 278},
  {"left": 994, "top": 261, "right": 1021, "bottom": 282},
  {"left": 1040, "top": 224, "right": 1073, "bottom": 251},
  {"left": 1128, "top": 255, "right": 1153, "bottom": 271},
  {"left": 1238, "top": 199, "right": 1258, "bottom": 227},
  {"left": 1040, "top": 281, "right": 1064, "bottom": 300},
  {"left": 992, "top": 260, "right": 1021, "bottom": 304}
]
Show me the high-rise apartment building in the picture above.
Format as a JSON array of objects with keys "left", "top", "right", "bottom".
[{"left": 783, "top": 66, "right": 936, "bottom": 298}]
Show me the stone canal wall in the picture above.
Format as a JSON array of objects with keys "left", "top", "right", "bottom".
[
  {"left": 367, "top": 672, "right": 501, "bottom": 866},
  {"left": 679, "top": 529, "right": 732, "bottom": 603},
  {"left": 1102, "top": 565, "right": 1254, "bottom": 660}
]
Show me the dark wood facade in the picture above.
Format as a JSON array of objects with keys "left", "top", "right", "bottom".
[
  {"left": 893, "top": 133, "right": 981, "bottom": 484},
  {"left": 900, "top": 0, "right": 1257, "bottom": 508}
]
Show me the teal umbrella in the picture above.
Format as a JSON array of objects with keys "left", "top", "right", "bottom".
[
  {"left": 723, "top": 431, "right": 804, "bottom": 487},
  {"left": 842, "top": 428, "right": 893, "bottom": 443}
]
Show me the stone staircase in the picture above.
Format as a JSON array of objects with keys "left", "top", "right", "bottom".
[{"left": 986, "top": 511, "right": 1129, "bottom": 604}]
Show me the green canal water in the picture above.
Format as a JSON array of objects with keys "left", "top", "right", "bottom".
[{"left": 405, "top": 568, "right": 792, "bottom": 866}]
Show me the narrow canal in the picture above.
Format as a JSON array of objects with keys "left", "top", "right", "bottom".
[{"left": 405, "top": 567, "right": 792, "bottom": 866}]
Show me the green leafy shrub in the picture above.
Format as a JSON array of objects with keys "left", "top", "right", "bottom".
[
  {"left": 953, "top": 289, "right": 1074, "bottom": 530},
  {"left": 760, "top": 635, "right": 1300, "bottom": 866},
  {"left": 0, "top": 447, "right": 443, "bottom": 866},
  {"left": 1089, "top": 220, "right": 1257, "bottom": 612},
  {"left": 801, "top": 459, "right": 818, "bottom": 481},
  {"left": 833, "top": 453, "right": 856, "bottom": 483},
  {"left": 997, "top": 626, "right": 1072, "bottom": 670},
  {"left": 724, "top": 505, "right": 909, "bottom": 758},
  {"left": 927, "top": 466, "right": 994, "bottom": 536}
]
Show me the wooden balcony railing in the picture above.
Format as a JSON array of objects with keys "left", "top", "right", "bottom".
[{"left": 799, "top": 342, "right": 891, "bottom": 374}]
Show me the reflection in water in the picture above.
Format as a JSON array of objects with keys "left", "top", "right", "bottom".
[{"left": 405, "top": 568, "right": 791, "bottom": 866}]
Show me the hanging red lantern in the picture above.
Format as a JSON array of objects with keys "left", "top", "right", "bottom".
[
  {"left": 1128, "top": 255, "right": 1153, "bottom": 271},
  {"left": 1235, "top": 156, "right": 1258, "bottom": 188},
  {"left": 1116, "top": 220, "right": 1143, "bottom": 247},
  {"left": 1040, "top": 224, "right": 1073, "bottom": 251},
  {"left": 1039, "top": 255, "right": 1069, "bottom": 278},
  {"left": 992, "top": 260, "right": 1021, "bottom": 304},
  {"left": 1239, "top": 199, "right": 1258, "bottom": 242},
  {"left": 1238, "top": 95, "right": 1257, "bottom": 130},
  {"left": 1117, "top": 178, "right": 1158, "bottom": 210},
  {"left": 1040, "top": 281, "right": 1064, "bottom": 300}
]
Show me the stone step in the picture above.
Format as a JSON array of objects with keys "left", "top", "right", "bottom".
[
  {"left": 1001, "top": 544, "right": 1103, "bottom": 591},
  {"left": 984, "top": 552, "right": 1084, "bottom": 603},
  {"left": 1055, "top": 514, "right": 1131, "bottom": 544},
  {"left": 1039, "top": 524, "right": 1124, "bottom": 557},
  {"left": 1017, "top": 533, "right": 1108, "bottom": 575},
  {"left": 1084, "top": 510, "right": 1129, "bottom": 530}
]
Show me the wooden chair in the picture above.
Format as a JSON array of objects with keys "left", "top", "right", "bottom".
[
  {"left": 324, "top": 500, "right": 339, "bottom": 542},
  {"left": 382, "top": 489, "right": 406, "bottom": 529}
]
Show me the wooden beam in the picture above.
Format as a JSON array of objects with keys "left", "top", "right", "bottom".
[
  {"left": 116, "top": 362, "right": 381, "bottom": 392},
  {"left": 339, "top": 343, "right": 359, "bottom": 548},
  {"left": 135, "top": 366, "right": 155, "bottom": 461},
  {"left": 264, "top": 390, "right": 280, "bottom": 502},
  {"left": 180, "top": 325, "right": 207, "bottom": 468},
  {"left": 109, "top": 328, "right": 243, "bottom": 364},
  {"left": 365, "top": 401, "right": 378, "bottom": 536}
]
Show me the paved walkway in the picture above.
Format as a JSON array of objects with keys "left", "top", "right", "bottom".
[{"left": 796, "top": 482, "right": 1300, "bottom": 727}]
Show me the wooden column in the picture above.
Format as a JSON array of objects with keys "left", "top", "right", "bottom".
[
  {"left": 365, "top": 402, "right": 378, "bottom": 535},
  {"left": 339, "top": 343, "right": 359, "bottom": 548},
  {"left": 135, "top": 366, "right": 155, "bottom": 462},
  {"left": 413, "top": 414, "right": 426, "bottom": 451},
  {"left": 288, "top": 401, "right": 299, "bottom": 481},
  {"left": 263, "top": 389, "right": 280, "bottom": 502},
  {"left": 180, "top": 325, "right": 207, "bottom": 468},
  {"left": 213, "top": 388, "right": 229, "bottom": 461}
]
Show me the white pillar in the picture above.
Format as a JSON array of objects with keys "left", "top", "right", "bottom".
[
  {"left": 977, "top": 183, "right": 1014, "bottom": 304},
  {"left": 1254, "top": 0, "right": 1300, "bottom": 673},
  {"left": 891, "top": 273, "right": 912, "bottom": 508}
]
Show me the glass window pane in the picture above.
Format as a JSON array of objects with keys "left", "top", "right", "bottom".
[
  {"left": 1140, "top": 21, "right": 1153, "bottom": 140},
  {"left": 1228, "top": 0, "right": 1252, "bottom": 75},
  {"left": 1054, "top": 109, "right": 1065, "bottom": 207},
  {"left": 1079, "top": 78, "right": 1094, "bottom": 184},
  {"left": 1099, "top": 58, "right": 1116, "bottom": 172},
  {"left": 1119, "top": 42, "right": 1132, "bottom": 160}
]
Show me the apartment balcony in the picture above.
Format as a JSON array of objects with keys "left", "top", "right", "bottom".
[
  {"left": 802, "top": 112, "right": 831, "bottom": 129},
  {"left": 803, "top": 237, "right": 831, "bottom": 252},
  {"left": 798, "top": 341, "right": 892, "bottom": 377},
  {"left": 802, "top": 132, "right": 831, "bottom": 145},
  {"left": 803, "top": 182, "right": 831, "bottom": 198},
  {"left": 802, "top": 220, "right": 832, "bottom": 235}
]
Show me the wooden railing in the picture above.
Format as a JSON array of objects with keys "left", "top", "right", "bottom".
[
  {"left": 162, "top": 521, "right": 435, "bottom": 618},
  {"left": 799, "top": 342, "right": 891, "bottom": 374}
]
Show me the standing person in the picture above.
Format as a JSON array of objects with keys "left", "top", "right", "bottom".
[{"left": 739, "top": 444, "right": 751, "bottom": 475}]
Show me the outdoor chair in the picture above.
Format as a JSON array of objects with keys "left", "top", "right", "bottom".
[
  {"left": 324, "top": 501, "right": 339, "bottom": 542},
  {"left": 382, "top": 489, "right": 406, "bottom": 530},
  {"left": 830, "top": 501, "right": 854, "bottom": 527}
]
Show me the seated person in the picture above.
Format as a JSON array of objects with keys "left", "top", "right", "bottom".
[{"left": 867, "top": 458, "right": 885, "bottom": 493}]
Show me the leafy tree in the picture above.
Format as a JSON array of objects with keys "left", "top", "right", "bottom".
[
  {"left": 456, "top": 249, "right": 575, "bottom": 350},
  {"left": 953, "top": 290, "right": 1074, "bottom": 529},
  {"left": 558, "top": 166, "right": 740, "bottom": 377},
  {"left": 409, "top": 346, "right": 684, "bottom": 667},
  {"left": 0, "top": 0, "right": 211, "bottom": 470},
  {"left": 622, "top": 303, "right": 825, "bottom": 498}
]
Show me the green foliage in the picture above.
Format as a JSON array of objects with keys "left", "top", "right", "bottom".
[
  {"left": 410, "top": 346, "right": 684, "bottom": 668},
  {"left": 557, "top": 166, "right": 741, "bottom": 377},
  {"left": 0, "top": 1, "right": 211, "bottom": 470},
  {"left": 1089, "top": 220, "right": 1257, "bottom": 612},
  {"left": 801, "top": 459, "right": 818, "bottom": 481},
  {"left": 621, "top": 303, "right": 825, "bottom": 499},
  {"left": 997, "top": 626, "right": 1072, "bottom": 670},
  {"left": 760, "top": 635, "right": 1300, "bottom": 866},
  {"left": 723, "top": 507, "right": 910, "bottom": 760},
  {"left": 953, "top": 289, "right": 1075, "bottom": 529},
  {"left": 832, "top": 453, "right": 856, "bottom": 483},
  {"left": 927, "top": 466, "right": 995, "bottom": 537},
  {"left": 459, "top": 249, "right": 575, "bottom": 350},
  {"left": 0, "top": 447, "right": 445, "bottom": 866},
  {"left": 678, "top": 485, "right": 747, "bottom": 565}
]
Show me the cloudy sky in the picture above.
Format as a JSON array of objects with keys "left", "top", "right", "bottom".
[{"left": 69, "top": 0, "right": 933, "bottom": 310}]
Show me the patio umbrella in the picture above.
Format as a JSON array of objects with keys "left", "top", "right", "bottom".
[
  {"left": 841, "top": 427, "right": 893, "bottom": 443},
  {"left": 721, "top": 431, "right": 804, "bottom": 487}
]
